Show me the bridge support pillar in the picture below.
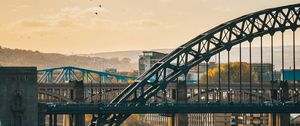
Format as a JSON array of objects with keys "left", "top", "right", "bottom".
[
  {"left": 280, "top": 113, "right": 290, "bottom": 126},
  {"left": 70, "top": 80, "right": 85, "bottom": 126},
  {"left": 38, "top": 112, "right": 45, "bottom": 126},
  {"left": 75, "top": 114, "right": 85, "bottom": 126},
  {"left": 171, "top": 80, "right": 188, "bottom": 126}
]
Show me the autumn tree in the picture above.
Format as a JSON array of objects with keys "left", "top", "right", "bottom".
[{"left": 200, "top": 62, "right": 258, "bottom": 84}]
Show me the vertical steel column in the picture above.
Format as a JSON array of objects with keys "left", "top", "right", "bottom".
[
  {"left": 206, "top": 61, "right": 209, "bottom": 103},
  {"left": 91, "top": 81, "right": 94, "bottom": 103},
  {"left": 68, "top": 68, "right": 71, "bottom": 82},
  {"left": 228, "top": 50, "right": 231, "bottom": 103},
  {"left": 249, "top": 41, "right": 252, "bottom": 103},
  {"left": 99, "top": 74, "right": 102, "bottom": 102},
  {"left": 66, "top": 68, "right": 69, "bottom": 81},
  {"left": 46, "top": 71, "right": 49, "bottom": 83},
  {"left": 197, "top": 63, "right": 200, "bottom": 102},
  {"left": 271, "top": 35, "right": 274, "bottom": 103},
  {"left": 218, "top": 52, "right": 221, "bottom": 102},
  {"left": 260, "top": 36, "right": 263, "bottom": 103},
  {"left": 85, "top": 71, "right": 88, "bottom": 83},
  {"left": 81, "top": 71, "right": 84, "bottom": 82},
  {"left": 239, "top": 43, "right": 242, "bottom": 103},
  {"left": 282, "top": 32, "right": 285, "bottom": 81},
  {"left": 50, "top": 71, "right": 53, "bottom": 83},
  {"left": 176, "top": 77, "right": 179, "bottom": 103},
  {"left": 293, "top": 31, "right": 296, "bottom": 102}
]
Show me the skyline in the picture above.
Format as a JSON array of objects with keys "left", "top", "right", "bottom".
[{"left": 0, "top": 0, "right": 298, "bottom": 54}]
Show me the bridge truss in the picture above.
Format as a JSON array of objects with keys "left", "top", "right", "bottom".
[
  {"left": 37, "top": 66, "right": 136, "bottom": 84},
  {"left": 91, "top": 3, "right": 300, "bottom": 125}
]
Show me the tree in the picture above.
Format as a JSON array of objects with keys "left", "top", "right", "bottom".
[{"left": 200, "top": 62, "right": 258, "bottom": 84}]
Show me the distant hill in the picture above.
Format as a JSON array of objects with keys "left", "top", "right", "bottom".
[
  {"left": 80, "top": 46, "right": 300, "bottom": 70},
  {"left": 78, "top": 48, "right": 173, "bottom": 63},
  {"left": 0, "top": 47, "right": 136, "bottom": 71},
  {"left": 1, "top": 45, "right": 299, "bottom": 72}
]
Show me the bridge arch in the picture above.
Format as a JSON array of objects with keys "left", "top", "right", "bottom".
[
  {"left": 97, "top": 4, "right": 300, "bottom": 125},
  {"left": 113, "top": 3, "right": 300, "bottom": 104}
]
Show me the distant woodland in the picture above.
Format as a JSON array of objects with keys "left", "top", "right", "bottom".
[
  {"left": 1, "top": 45, "right": 300, "bottom": 72},
  {"left": 0, "top": 46, "right": 137, "bottom": 72}
]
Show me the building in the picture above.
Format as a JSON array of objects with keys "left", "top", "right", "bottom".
[
  {"left": 0, "top": 67, "right": 38, "bottom": 126},
  {"left": 139, "top": 51, "right": 167, "bottom": 75},
  {"left": 251, "top": 63, "right": 273, "bottom": 82},
  {"left": 281, "top": 69, "right": 300, "bottom": 81}
]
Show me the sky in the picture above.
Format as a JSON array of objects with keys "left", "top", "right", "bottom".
[{"left": 0, "top": 0, "right": 299, "bottom": 54}]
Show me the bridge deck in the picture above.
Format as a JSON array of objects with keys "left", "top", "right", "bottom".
[
  {"left": 38, "top": 82, "right": 300, "bottom": 90},
  {"left": 40, "top": 103, "right": 300, "bottom": 114}
]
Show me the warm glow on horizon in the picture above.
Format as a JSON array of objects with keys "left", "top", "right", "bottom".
[{"left": 0, "top": 0, "right": 298, "bottom": 54}]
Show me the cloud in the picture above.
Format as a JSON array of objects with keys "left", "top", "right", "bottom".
[
  {"left": 9, "top": 17, "right": 81, "bottom": 34},
  {"left": 5, "top": 5, "right": 166, "bottom": 38},
  {"left": 17, "top": 19, "right": 49, "bottom": 28},
  {"left": 7, "top": 7, "right": 91, "bottom": 33}
]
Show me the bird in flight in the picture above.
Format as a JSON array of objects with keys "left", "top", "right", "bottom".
[{"left": 94, "top": 1, "right": 102, "bottom": 15}]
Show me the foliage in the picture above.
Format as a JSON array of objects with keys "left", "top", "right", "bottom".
[{"left": 200, "top": 62, "right": 258, "bottom": 83}]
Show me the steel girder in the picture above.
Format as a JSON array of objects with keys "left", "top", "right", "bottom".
[
  {"left": 96, "top": 3, "right": 300, "bottom": 125},
  {"left": 38, "top": 90, "right": 73, "bottom": 103},
  {"left": 43, "top": 103, "right": 300, "bottom": 114},
  {"left": 37, "top": 66, "right": 136, "bottom": 84}
]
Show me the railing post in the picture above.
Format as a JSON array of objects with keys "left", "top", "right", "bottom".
[
  {"left": 49, "top": 114, "right": 53, "bottom": 126},
  {"left": 53, "top": 114, "right": 57, "bottom": 126}
]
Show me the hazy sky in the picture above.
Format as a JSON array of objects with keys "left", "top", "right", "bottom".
[{"left": 0, "top": 0, "right": 298, "bottom": 54}]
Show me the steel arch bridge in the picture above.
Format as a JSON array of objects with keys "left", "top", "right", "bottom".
[
  {"left": 37, "top": 66, "right": 136, "bottom": 104},
  {"left": 91, "top": 3, "right": 300, "bottom": 125},
  {"left": 37, "top": 66, "right": 136, "bottom": 84}
]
